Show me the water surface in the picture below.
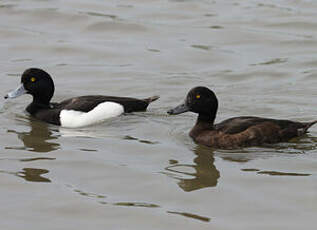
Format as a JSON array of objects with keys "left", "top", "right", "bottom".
[{"left": 1, "top": 0, "right": 317, "bottom": 229}]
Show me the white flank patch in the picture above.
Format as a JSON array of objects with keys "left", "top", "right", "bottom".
[{"left": 60, "top": 102, "right": 124, "bottom": 128}]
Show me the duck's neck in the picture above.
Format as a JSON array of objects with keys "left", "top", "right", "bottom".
[
  {"left": 198, "top": 113, "right": 216, "bottom": 124},
  {"left": 34, "top": 97, "right": 50, "bottom": 105},
  {"left": 189, "top": 113, "right": 216, "bottom": 139},
  {"left": 26, "top": 98, "right": 52, "bottom": 115}
]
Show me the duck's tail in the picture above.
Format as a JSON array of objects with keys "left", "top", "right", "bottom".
[
  {"left": 144, "top": 95, "right": 160, "bottom": 104},
  {"left": 302, "top": 120, "right": 317, "bottom": 134}
]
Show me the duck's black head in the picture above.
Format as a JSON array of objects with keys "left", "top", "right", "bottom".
[
  {"left": 167, "top": 86, "right": 218, "bottom": 122},
  {"left": 5, "top": 68, "right": 55, "bottom": 105}
]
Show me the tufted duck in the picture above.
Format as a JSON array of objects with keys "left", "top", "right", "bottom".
[
  {"left": 5, "top": 68, "right": 159, "bottom": 128},
  {"left": 167, "top": 86, "right": 316, "bottom": 149}
]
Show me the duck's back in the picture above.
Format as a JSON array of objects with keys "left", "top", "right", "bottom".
[
  {"left": 52, "top": 95, "right": 159, "bottom": 128},
  {"left": 56, "top": 95, "right": 154, "bottom": 113},
  {"left": 215, "top": 116, "right": 305, "bottom": 134},
  {"left": 193, "top": 116, "right": 316, "bottom": 148}
]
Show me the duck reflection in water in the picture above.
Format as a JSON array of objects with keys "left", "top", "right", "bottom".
[
  {"left": 18, "top": 168, "right": 51, "bottom": 182},
  {"left": 165, "top": 145, "right": 220, "bottom": 192},
  {"left": 0, "top": 168, "right": 51, "bottom": 183},
  {"left": 7, "top": 119, "right": 60, "bottom": 153}
]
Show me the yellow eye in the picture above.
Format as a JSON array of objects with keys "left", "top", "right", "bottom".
[
  {"left": 196, "top": 95, "right": 201, "bottom": 99},
  {"left": 30, "top": 77, "right": 36, "bottom": 82}
]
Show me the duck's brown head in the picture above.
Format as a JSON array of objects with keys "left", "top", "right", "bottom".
[{"left": 167, "top": 86, "right": 218, "bottom": 122}]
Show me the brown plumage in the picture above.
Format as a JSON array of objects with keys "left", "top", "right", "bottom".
[{"left": 168, "top": 86, "right": 316, "bottom": 149}]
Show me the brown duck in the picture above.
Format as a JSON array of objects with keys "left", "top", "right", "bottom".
[{"left": 167, "top": 86, "right": 317, "bottom": 149}]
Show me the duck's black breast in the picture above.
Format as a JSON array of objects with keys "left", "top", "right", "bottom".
[
  {"left": 56, "top": 95, "right": 150, "bottom": 113},
  {"left": 26, "top": 103, "right": 62, "bottom": 126}
]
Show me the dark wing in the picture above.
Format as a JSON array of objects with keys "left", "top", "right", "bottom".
[
  {"left": 207, "top": 116, "right": 316, "bottom": 147},
  {"left": 215, "top": 116, "right": 305, "bottom": 135},
  {"left": 55, "top": 95, "right": 153, "bottom": 113}
]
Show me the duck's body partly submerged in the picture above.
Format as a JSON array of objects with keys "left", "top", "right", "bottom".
[
  {"left": 190, "top": 116, "right": 317, "bottom": 149},
  {"left": 5, "top": 68, "right": 159, "bottom": 128},
  {"left": 168, "top": 87, "right": 316, "bottom": 149}
]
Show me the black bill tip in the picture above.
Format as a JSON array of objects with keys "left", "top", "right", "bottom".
[
  {"left": 167, "top": 103, "right": 190, "bottom": 115},
  {"left": 167, "top": 109, "right": 174, "bottom": 115}
]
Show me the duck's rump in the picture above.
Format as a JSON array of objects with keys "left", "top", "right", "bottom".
[{"left": 55, "top": 95, "right": 154, "bottom": 113}]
